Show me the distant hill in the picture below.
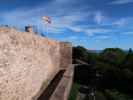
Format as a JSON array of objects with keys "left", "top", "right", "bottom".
[
  {"left": 88, "top": 49, "right": 129, "bottom": 54},
  {"left": 88, "top": 50, "right": 103, "bottom": 53}
]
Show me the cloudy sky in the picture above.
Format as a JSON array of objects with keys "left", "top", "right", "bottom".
[{"left": 0, "top": 0, "right": 133, "bottom": 49}]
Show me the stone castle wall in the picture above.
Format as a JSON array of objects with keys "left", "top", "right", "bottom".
[
  {"left": 59, "top": 42, "right": 72, "bottom": 69},
  {"left": 0, "top": 27, "right": 72, "bottom": 100}
]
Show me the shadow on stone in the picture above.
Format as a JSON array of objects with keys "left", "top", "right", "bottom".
[{"left": 37, "top": 70, "right": 65, "bottom": 100}]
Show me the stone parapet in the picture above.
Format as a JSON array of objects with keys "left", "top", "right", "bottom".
[
  {"left": 50, "top": 65, "right": 74, "bottom": 100},
  {"left": 59, "top": 42, "right": 72, "bottom": 69}
]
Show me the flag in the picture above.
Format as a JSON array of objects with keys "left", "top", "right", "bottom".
[{"left": 42, "top": 16, "right": 51, "bottom": 24}]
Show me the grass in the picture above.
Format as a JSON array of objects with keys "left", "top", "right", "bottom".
[{"left": 68, "top": 83, "right": 81, "bottom": 100}]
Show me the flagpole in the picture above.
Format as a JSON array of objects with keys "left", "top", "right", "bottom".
[
  {"left": 42, "top": 16, "right": 51, "bottom": 36},
  {"left": 45, "top": 23, "right": 48, "bottom": 35}
]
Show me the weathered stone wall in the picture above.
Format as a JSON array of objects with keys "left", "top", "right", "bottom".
[
  {"left": 59, "top": 42, "right": 72, "bottom": 69},
  {"left": 0, "top": 27, "right": 62, "bottom": 100},
  {"left": 50, "top": 65, "right": 74, "bottom": 100},
  {"left": 48, "top": 42, "right": 73, "bottom": 100}
]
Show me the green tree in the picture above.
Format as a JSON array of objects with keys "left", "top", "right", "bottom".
[
  {"left": 99, "top": 48, "right": 126, "bottom": 66},
  {"left": 122, "top": 48, "right": 133, "bottom": 71},
  {"left": 73, "top": 46, "right": 97, "bottom": 64}
]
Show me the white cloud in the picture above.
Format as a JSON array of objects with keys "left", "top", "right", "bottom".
[
  {"left": 85, "top": 28, "right": 110, "bottom": 36},
  {"left": 122, "top": 32, "right": 133, "bottom": 35},
  {"left": 0, "top": 0, "right": 91, "bottom": 34},
  {"left": 110, "top": 0, "right": 133, "bottom": 4},
  {"left": 68, "top": 26, "right": 83, "bottom": 33},
  {"left": 65, "top": 24, "right": 111, "bottom": 37},
  {"left": 112, "top": 17, "right": 133, "bottom": 27},
  {"left": 57, "top": 36, "right": 81, "bottom": 45},
  {"left": 97, "top": 36, "right": 110, "bottom": 39},
  {"left": 113, "top": 18, "right": 128, "bottom": 27},
  {"left": 0, "top": 0, "right": 117, "bottom": 39},
  {"left": 94, "top": 35, "right": 110, "bottom": 42},
  {"left": 94, "top": 12, "right": 106, "bottom": 24}
]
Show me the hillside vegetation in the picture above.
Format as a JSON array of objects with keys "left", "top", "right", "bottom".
[{"left": 71, "top": 46, "right": 133, "bottom": 100}]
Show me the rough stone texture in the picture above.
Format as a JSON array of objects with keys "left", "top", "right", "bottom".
[
  {"left": 0, "top": 27, "right": 61, "bottom": 100},
  {"left": 35, "top": 42, "right": 73, "bottom": 100},
  {"left": 50, "top": 65, "right": 74, "bottom": 100},
  {"left": 59, "top": 42, "right": 72, "bottom": 69}
]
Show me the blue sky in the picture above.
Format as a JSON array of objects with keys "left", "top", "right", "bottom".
[{"left": 0, "top": 0, "right": 133, "bottom": 50}]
